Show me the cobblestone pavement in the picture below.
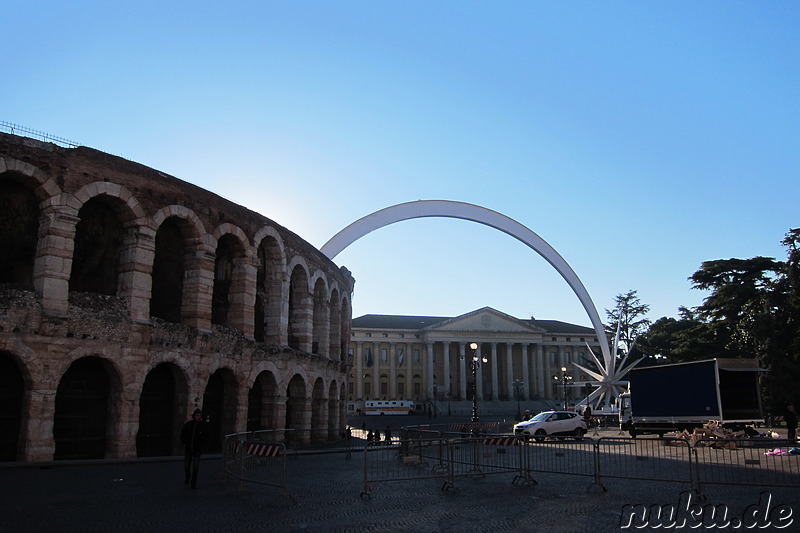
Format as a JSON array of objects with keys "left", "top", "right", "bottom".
[{"left": 1, "top": 443, "right": 799, "bottom": 532}]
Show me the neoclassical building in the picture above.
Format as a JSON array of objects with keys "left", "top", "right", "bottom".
[
  {"left": 348, "top": 307, "right": 602, "bottom": 408},
  {"left": 0, "top": 132, "right": 354, "bottom": 462}
]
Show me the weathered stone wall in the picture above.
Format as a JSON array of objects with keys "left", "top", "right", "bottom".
[{"left": 0, "top": 132, "right": 354, "bottom": 461}]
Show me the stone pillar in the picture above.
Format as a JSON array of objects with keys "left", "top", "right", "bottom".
[
  {"left": 505, "top": 343, "right": 513, "bottom": 401},
  {"left": 371, "top": 343, "right": 380, "bottom": 400},
  {"left": 522, "top": 343, "right": 530, "bottom": 400},
  {"left": 426, "top": 343, "right": 434, "bottom": 400},
  {"left": 355, "top": 342, "right": 363, "bottom": 399},
  {"left": 34, "top": 204, "right": 78, "bottom": 316},
  {"left": 475, "top": 342, "right": 484, "bottom": 400},
  {"left": 443, "top": 341, "right": 451, "bottom": 400},
  {"left": 489, "top": 342, "right": 498, "bottom": 401},
  {"left": 536, "top": 344, "right": 545, "bottom": 398},
  {"left": 117, "top": 224, "right": 156, "bottom": 324},
  {"left": 389, "top": 342, "right": 397, "bottom": 399},
  {"left": 23, "top": 381, "right": 57, "bottom": 461},
  {"left": 459, "top": 342, "right": 468, "bottom": 400},
  {"left": 183, "top": 240, "right": 215, "bottom": 331}
]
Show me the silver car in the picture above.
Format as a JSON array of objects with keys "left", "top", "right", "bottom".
[{"left": 513, "top": 410, "right": 587, "bottom": 441}]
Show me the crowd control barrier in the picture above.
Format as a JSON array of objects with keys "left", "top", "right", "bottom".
[
  {"left": 363, "top": 431, "right": 800, "bottom": 499},
  {"left": 223, "top": 432, "right": 295, "bottom": 503}
]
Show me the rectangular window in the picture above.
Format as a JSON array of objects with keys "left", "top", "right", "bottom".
[
  {"left": 398, "top": 383, "right": 405, "bottom": 396},
  {"left": 414, "top": 383, "right": 421, "bottom": 396},
  {"left": 414, "top": 350, "right": 420, "bottom": 363},
  {"left": 348, "top": 382, "right": 354, "bottom": 395},
  {"left": 551, "top": 352, "right": 558, "bottom": 365},
  {"left": 381, "top": 349, "right": 387, "bottom": 362},
  {"left": 364, "top": 382, "right": 371, "bottom": 396},
  {"left": 565, "top": 351, "right": 571, "bottom": 364},
  {"left": 380, "top": 382, "right": 388, "bottom": 396}
]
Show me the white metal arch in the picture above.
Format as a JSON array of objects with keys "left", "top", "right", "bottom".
[{"left": 321, "top": 200, "right": 611, "bottom": 361}]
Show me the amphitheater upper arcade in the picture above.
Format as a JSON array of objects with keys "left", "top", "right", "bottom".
[{"left": 0, "top": 133, "right": 354, "bottom": 461}]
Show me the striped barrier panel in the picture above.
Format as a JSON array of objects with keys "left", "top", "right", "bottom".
[{"left": 246, "top": 443, "right": 283, "bottom": 457}]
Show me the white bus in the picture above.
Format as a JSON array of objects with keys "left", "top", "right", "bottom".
[{"left": 362, "top": 400, "right": 418, "bottom": 416}]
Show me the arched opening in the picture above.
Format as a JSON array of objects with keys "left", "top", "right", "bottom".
[
  {"left": 312, "top": 278, "right": 327, "bottom": 355},
  {"left": 285, "top": 375, "right": 306, "bottom": 445},
  {"left": 54, "top": 357, "right": 111, "bottom": 460},
  {"left": 0, "top": 177, "right": 39, "bottom": 289},
  {"left": 327, "top": 380, "right": 338, "bottom": 441},
  {"left": 0, "top": 352, "right": 24, "bottom": 461},
  {"left": 254, "top": 236, "right": 282, "bottom": 343},
  {"left": 211, "top": 235, "right": 241, "bottom": 327},
  {"left": 310, "top": 378, "right": 326, "bottom": 444},
  {"left": 137, "top": 363, "right": 184, "bottom": 457},
  {"left": 202, "top": 368, "right": 237, "bottom": 453},
  {"left": 247, "top": 371, "right": 279, "bottom": 432},
  {"left": 70, "top": 198, "right": 124, "bottom": 295},
  {"left": 150, "top": 217, "right": 185, "bottom": 323},
  {"left": 288, "top": 266, "right": 310, "bottom": 351},
  {"left": 329, "top": 289, "right": 341, "bottom": 360}
]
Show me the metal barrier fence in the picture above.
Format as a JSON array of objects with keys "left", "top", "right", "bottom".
[
  {"left": 222, "top": 432, "right": 295, "bottom": 502},
  {"left": 692, "top": 438, "right": 800, "bottom": 492},
  {"left": 362, "top": 433, "right": 800, "bottom": 498}
]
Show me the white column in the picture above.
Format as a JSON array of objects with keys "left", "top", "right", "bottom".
[
  {"left": 389, "top": 342, "right": 397, "bottom": 399},
  {"left": 537, "top": 344, "right": 546, "bottom": 398},
  {"left": 505, "top": 343, "right": 513, "bottom": 401},
  {"left": 490, "top": 342, "right": 498, "bottom": 401},
  {"left": 355, "top": 342, "right": 363, "bottom": 399},
  {"left": 426, "top": 342, "right": 435, "bottom": 399},
  {"left": 476, "top": 342, "right": 484, "bottom": 399},
  {"left": 372, "top": 343, "right": 380, "bottom": 400},
  {"left": 443, "top": 341, "right": 451, "bottom": 399},
  {"left": 521, "top": 343, "right": 530, "bottom": 400},
  {"left": 459, "top": 343, "right": 468, "bottom": 400}
]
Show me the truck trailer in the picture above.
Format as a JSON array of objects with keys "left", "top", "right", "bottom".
[{"left": 619, "top": 358, "right": 764, "bottom": 437}]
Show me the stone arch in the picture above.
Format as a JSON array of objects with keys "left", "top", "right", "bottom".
[
  {"left": 136, "top": 361, "right": 188, "bottom": 457},
  {"left": 0, "top": 176, "right": 40, "bottom": 288},
  {"left": 321, "top": 200, "right": 610, "bottom": 361},
  {"left": 254, "top": 227, "right": 287, "bottom": 344},
  {"left": 311, "top": 275, "right": 329, "bottom": 356},
  {"left": 329, "top": 287, "right": 342, "bottom": 361},
  {"left": 210, "top": 226, "right": 251, "bottom": 330},
  {"left": 0, "top": 157, "right": 62, "bottom": 200},
  {"left": 287, "top": 261, "right": 311, "bottom": 352},
  {"left": 201, "top": 366, "right": 237, "bottom": 453},
  {"left": 248, "top": 369, "right": 280, "bottom": 432},
  {"left": 310, "top": 377, "right": 327, "bottom": 444},
  {"left": 53, "top": 356, "right": 123, "bottom": 460},
  {"left": 285, "top": 374, "right": 308, "bottom": 445},
  {"left": 152, "top": 207, "right": 211, "bottom": 330},
  {"left": 327, "top": 379, "right": 339, "bottom": 441}
]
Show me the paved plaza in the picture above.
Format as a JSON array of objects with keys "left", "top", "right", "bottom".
[{"left": 2, "top": 428, "right": 799, "bottom": 533}]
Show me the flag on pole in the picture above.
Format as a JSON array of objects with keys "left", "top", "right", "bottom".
[{"left": 398, "top": 349, "right": 404, "bottom": 366}]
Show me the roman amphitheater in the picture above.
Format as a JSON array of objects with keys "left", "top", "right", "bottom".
[{"left": 0, "top": 131, "right": 354, "bottom": 462}]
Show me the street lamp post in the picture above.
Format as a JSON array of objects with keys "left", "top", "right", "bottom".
[
  {"left": 513, "top": 379, "right": 524, "bottom": 421},
  {"left": 553, "top": 366, "right": 573, "bottom": 410},
  {"left": 469, "top": 342, "right": 485, "bottom": 423}
]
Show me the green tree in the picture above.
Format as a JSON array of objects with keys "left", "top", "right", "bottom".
[{"left": 605, "top": 290, "right": 651, "bottom": 357}]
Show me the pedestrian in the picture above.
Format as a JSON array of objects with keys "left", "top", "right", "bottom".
[
  {"left": 367, "top": 430, "right": 373, "bottom": 443},
  {"left": 384, "top": 426, "right": 392, "bottom": 445},
  {"left": 181, "top": 408, "right": 206, "bottom": 489},
  {"left": 784, "top": 404, "right": 797, "bottom": 441}
]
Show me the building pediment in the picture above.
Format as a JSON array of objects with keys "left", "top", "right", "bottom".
[{"left": 424, "top": 307, "right": 545, "bottom": 334}]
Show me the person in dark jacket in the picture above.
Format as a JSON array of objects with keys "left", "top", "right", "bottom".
[
  {"left": 784, "top": 404, "right": 797, "bottom": 441},
  {"left": 181, "top": 408, "right": 206, "bottom": 489}
]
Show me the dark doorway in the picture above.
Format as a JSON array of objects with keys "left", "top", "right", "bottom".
[
  {"left": 202, "top": 372, "right": 224, "bottom": 453},
  {"left": 247, "top": 380, "right": 263, "bottom": 432},
  {"left": 0, "top": 353, "right": 24, "bottom": 461},
  {"left": 137, "top": 364, "right": 176, "bottom": 457},
  {"left": 54, "top": 358, "right": 110, "bottom": 460}
]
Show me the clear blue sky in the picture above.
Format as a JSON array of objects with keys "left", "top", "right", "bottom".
[{"left": 4, "top": 2, "right": 799, "bottom": 327}]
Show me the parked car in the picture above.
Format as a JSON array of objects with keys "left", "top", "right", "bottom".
[{"left": 513, "top": 410, "right": 587, "bottom": 441}]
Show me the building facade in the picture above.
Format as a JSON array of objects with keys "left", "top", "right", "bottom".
[
  {"left": 0, "top": 132, "right": 354, "bottom": 462},
  {"left": 348, "top": 307, "right": 602, "bottom": 408}
]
